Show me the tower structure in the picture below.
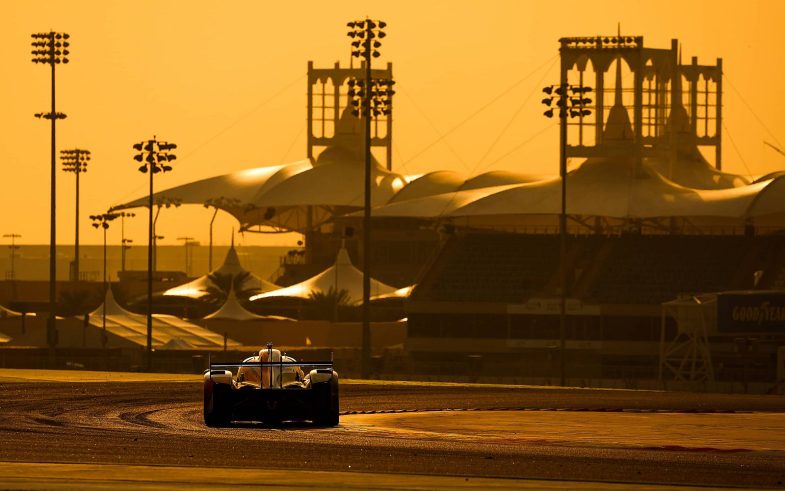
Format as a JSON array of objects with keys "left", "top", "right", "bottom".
[
  {"left": 306, "top": 61, "right": 394, "bottom": 170},
  {"left": 557, "top": 34, "right": 723, "bottom": 171}
]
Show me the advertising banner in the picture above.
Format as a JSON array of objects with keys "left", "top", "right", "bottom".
[{"left": 717, "top": 292, "right": 785, "bottom": 334}]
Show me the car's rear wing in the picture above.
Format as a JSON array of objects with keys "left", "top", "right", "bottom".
[{"left": 207, "top": 343, "right": 333, "bottom": 389}]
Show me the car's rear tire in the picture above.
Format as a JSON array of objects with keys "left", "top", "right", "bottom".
[
  {"left": 313, "top": 373, "right": 339, "bottom": 426},
  {"left": 204, "top": 379, "right": 231, "bottom": 427}
]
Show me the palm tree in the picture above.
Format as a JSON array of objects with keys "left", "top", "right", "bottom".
[
  {"left": 203, "top": 273, "right": 229, "bottom": 303},
  {"left": 306, "top": 287, "right": 352, "bottom": 321},
  {"left": 203, "top": 271, "right": 260, "bottom": 304},
  {"left": 58, "top": 288, "right": 100, "bottom": 317},
  {"left": 233, "top": 271, "right": 260, "bottom": 299}
]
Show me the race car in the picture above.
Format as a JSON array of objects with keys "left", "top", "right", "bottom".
[{"left": 203, "top": 343, "right": 339, "bottom": 426}]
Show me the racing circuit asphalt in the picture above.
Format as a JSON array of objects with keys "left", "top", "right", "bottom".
[{"left": 1, "top": 374, "right": 785, "bottom": 489}]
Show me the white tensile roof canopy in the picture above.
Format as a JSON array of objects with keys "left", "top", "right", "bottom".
[
  {"left": 111, "top": 105, "right": 411, "bottom": 234},
  {"left": 204, "top": 287, "right": 268, "bottom": 321},
  {"left": 109, "top": 56, "right": 785, "bottom": 234},
  {"left": 89, "top": 288, "right": 240, "bottom": 349},
  {"left": 366, "top": 95, "right": 785, "bottom": 226},
  {"left": 250, "top": 246, "right": 398, "bottom": 305},
  {"left": 163, "top": 242, "right": 279, "bottom": 300}
]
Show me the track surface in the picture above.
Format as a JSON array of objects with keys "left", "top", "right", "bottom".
[{"left": 1, "top": 380, "right": 785, "bottom": 489}]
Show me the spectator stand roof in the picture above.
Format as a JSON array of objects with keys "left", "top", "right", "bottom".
[{"left": 89, "top": 288, "right": 240, "bottom": 349}]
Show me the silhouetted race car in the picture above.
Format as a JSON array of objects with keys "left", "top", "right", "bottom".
[{"left": 203, "top": 343, "right": 339, "bottom": 426}]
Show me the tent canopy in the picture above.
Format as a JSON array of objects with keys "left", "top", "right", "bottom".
[
  {"left": 164, "top": 243, "right": 279, "bottom": 300},
  {"left": 90, "top": 288, "right": 240, "bottom": 349},
  {"left": 111, "top": 145, "right": 407, "bottom": 233},
  {"left": 250, "top": 246, "right": 397, "bottom": 305},
  {"left": 108, "top": 81, "right": 774, "bottom": 233},
  {"left": 205, "top": 288, "right": 268, "bottom": 321}
]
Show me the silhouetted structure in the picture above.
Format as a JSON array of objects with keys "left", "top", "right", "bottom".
[
  {"left": 110, "top": 33, "right": 785, "bottom": 388},
  {"left": 400, "top": 34, "right": 783, "bottom": 388}
]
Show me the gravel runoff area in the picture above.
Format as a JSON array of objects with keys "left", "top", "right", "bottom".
[{"left": 0, "top": 370, "right": 784, "bottom": 489}]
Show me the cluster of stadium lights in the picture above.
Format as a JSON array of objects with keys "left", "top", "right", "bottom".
[
  {"left": 347, "top": 78, "right": 395, "bottom": 118},
  {"left": 31, "top": 32, "right": 70, "bottom": 122},
  {"left": 541, "top": 84, "right": 593, "bottom": 119},
  {"left": 31, "top": 32, "right": 70, "bottom": 65},
  {"left": 346, "top": 19, "right": 394, "bottom": 119},
  {"left": 60, "top": 148, "right": 90, "bottom": 174},
  {"left": 34, "top": 112, "right": 66, "bottom": 120},
  {"left": 133, "top": 139, "right": 177, "bottom": 174},
  {"left": 32, "top": 32, "right": 68, "bottom": 120},
  {"left": 347, "top": 19, "right": 386, "bottom": 58},
  {"left": 89, "top": 212, "right": 118, "bottom": 230}
]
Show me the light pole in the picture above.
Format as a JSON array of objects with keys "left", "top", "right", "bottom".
[
  {"left": 541, "top": 83, "right": 592, "bottom": 386},
  {"left": 117, "top": 212, "right": 135, "bottom": 272},
  {"left": 152, "top": 198, "right": 180, "bottom": 271},
  {"left": 3, "top": 234, "right": 21, "bottom": 280},
  {"left": 204, "top": 197, "right": 240, "bottom": 272},
  {"left": 346, "top": 18, "right": 392, "bottom": 378},
  {"left": 177, "top": 236, "right": 195, "bottom": 276},
  {"left": 153, "top": 235, "right": 165, "bottom": 271},
  {"left": 204, "top": 200, "right": 219, "bottom": 272},
  {"left": 121, "top": 238, "right": 133, "bottom": 271},
  {"left": 60, "top": 148, "right": 90, "bottom": 281},
  {"left": 31, "top": 30, "right": 70, "bottom": 353},
  {"left": 90, "top": 212, "right": 118, "bottom": 348},
  {"left": 133, "top": 137, "right": 176, "bottom": 370}
]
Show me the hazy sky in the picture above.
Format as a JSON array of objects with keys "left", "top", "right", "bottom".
[{"left": 3, "top": 0, "right": 784, "bottom": 247}]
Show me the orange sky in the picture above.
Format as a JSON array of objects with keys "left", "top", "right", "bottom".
[{"left": 2, "top": 0, "right": 784, "bottom": 247}]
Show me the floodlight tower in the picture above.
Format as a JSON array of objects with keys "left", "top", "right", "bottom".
[
  {"left": 177, "top": 236, "right": 195, "bottom": 276},
  {"left": 132, "top": 138, "right": 176, "bottom": 369},
  {"left": 31, "top": 30, "right": 70, "bottom": 352},
  {"left": 204, "top": 199, "right": 220, "bottom": 272},
  {"left": 117, "top": 211, "right": 136, "bottom": 272},
  {"left": 3, "top": 234, "right": 21, "bottom": 280},
  {"left": 541, "top": 83, "right": 592, "bottom": 386},
  {"left": 152, "top": 197, "right": 181, "bottom": 271},
  {"left": 90, "top": 212, "right": 118, "bottom": 348},
  {"left": 60, "top": 148, "right": 90, "bottom": 281},
  {"left": 204, "top": 197, "right": 240, "bottom": 272},
  {"left": 346, "top": 18, "right": 393, "bottom": 378}
]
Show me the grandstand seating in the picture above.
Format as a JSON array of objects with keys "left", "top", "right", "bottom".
[
  {"left": 413, "top": 233, "right": 772, "bottom": 305},
  {"left": 586, "top": 235, "right": 749, "bottom": 304},
  {"left": 406, "top": 232, "right": 785, "bottom": 384},
  {"left": 414, "top": 234, "right": 561, "bottom": 303}
]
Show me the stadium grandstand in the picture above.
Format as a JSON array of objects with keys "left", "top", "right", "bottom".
[{"left": 112, "top": 34, "right": 785, "bottom": 389}]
